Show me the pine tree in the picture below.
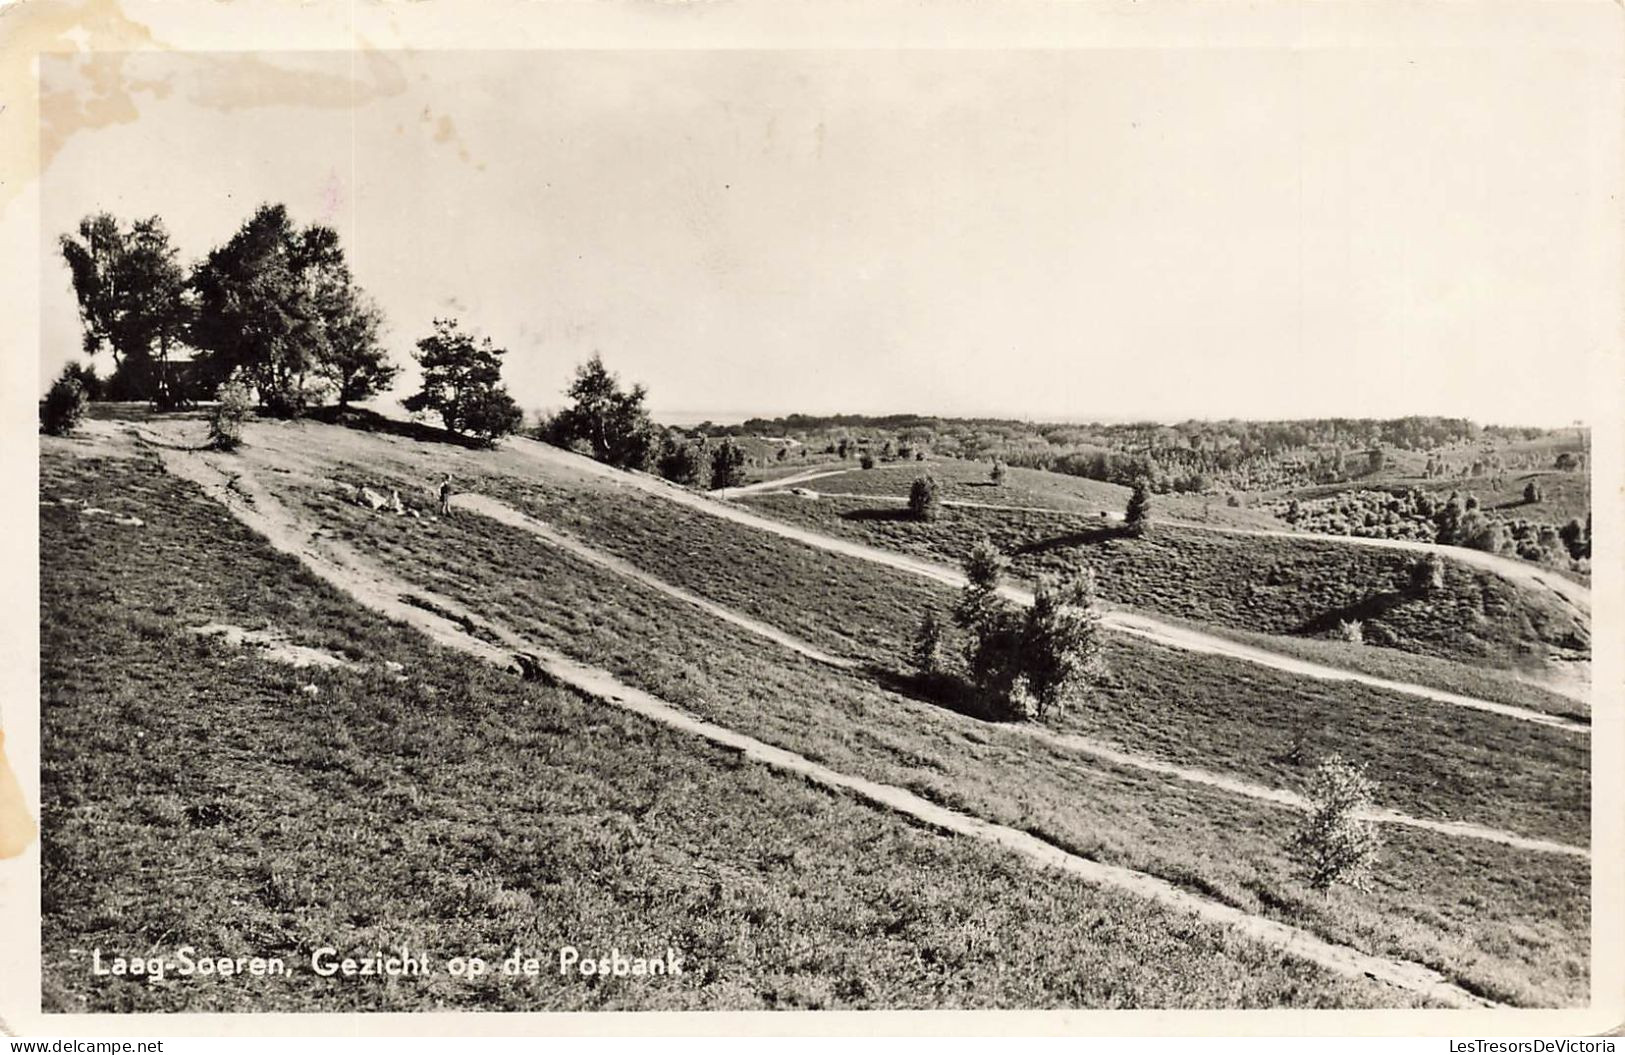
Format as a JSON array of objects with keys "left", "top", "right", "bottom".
[
  {"left": 1018, "top": 568, "right": 1107, "bottom": 721},
  {"left": 1124, "top": 480, "right": 1152, "bottom": 537},
  {"left": 908, "top": 474, "right": 942, "bottom": 521},
  {"left": 401, "top": 319, "right": 523, "bottom": 444}
]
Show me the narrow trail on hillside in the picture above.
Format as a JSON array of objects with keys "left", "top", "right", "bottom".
[
  {"left": 145, "top": 441, "right": 1495, "bottom": 1010},
  {"left": 770, "top": 481, "right": 1591, "bottom": 614},
  {"left": 714, "top": 467, "right": 852, "bottom": 497},
  {"left": 461, "top": 492, "right": 1584, "bottom": 859},
  {"left": 456, "top": 494, "right": 858, "bottom": 670},
  {"left": 503, "top": 439, "right": 1588, "bottom": 735}
]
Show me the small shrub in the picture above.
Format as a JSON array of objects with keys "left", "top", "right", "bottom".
[
  {"left": 39, "top": 372, "right": 89, "bottom": 436},
  {"left": 1290, "top": 755, "right": 1382, "bottom": 891},
  {"left": 1408, "top": 553, "right": 1444, "bottom": 593},
  {"left": 908, "top": 474, "right": 942, "bottom": 521},
  {"left": 1362, "top": 620, "right": 1398, "bottom": 647},
  {"left": 859, "top": 451, "right": 876, "bottom": 470},
  {"left": 1559, "top": 518, "right": 1588, "bottom": 560},
  {"left": 1004, "top": 674, "right": 1038, "bottom": 722},
  {"left": 989, "top": 461, "right": 1006, "bottom": 487},
  {"left": 1523, "top": 481, "right": 1543, "bottom": 504},
  {"left": 1334, "top": 619, "right": 1364, "bottom": 645},
  {"left": 207, "top": 376, "right": 255, "bottom": 451}
]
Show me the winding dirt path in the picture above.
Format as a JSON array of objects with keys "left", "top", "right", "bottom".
[
  {"left": 457, "top": 491, "right": 1584, "bottom": 859},
  {"left": 501, "top": 439, "right": 1587, "bottom": 735},
  {"left": 713, "top": 467, "right": 853, "bottom": 497},
  {"left": 1044, "top": 732, "right": 1584, "bottom": 858},
  {"left": 147, "top": 442, "right": 1495, "bottom": 1010},
  {"left": 460, "top": 493, "right": 1587, "bottom": 859},
  {"left": 457, "top": 493, "right": 858, "bottom": 670},
  {"left": 774, "top": 484, "right": 1590, "bottom": 613}
]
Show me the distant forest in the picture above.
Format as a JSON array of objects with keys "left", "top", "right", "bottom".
[{"left": 680, "top": 414, "right": 1585, "bottom": 495}]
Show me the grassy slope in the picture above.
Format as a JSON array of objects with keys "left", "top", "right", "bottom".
[
  {"left": 802, "top": 458, "right": 1283, "bottom": 529},
  {"left": 40, "top": 450, "right": 1434, "bottom": 1013},
  {"left": 475, "top": 456, "right": 1582, "bottom": 720},
  {"left": 736, "top": 493, "right": 1588, "bottom": 672},
  {"left": 275, "top": 456, "right": 1586, "bottom": 1007},
  {"left": 1140, "top": 615, "right": 1584, "bottom": 722},
  {"left": 380, "top": 460, "right": 1589, "bottom": 842}
]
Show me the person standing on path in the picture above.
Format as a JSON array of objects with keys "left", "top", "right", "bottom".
[{"left": 438, "top": 474, "right": 454, "bottom": 516}]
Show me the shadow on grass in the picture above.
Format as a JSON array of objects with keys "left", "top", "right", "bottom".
[
  {"left": 841, "top": 507, "right": 917, "bottom": 523},
  {"left": 865, "top": 664, "right": 1014, "bottom": 724},
  {"left": 1293, "top": 590, "right": 1412, "bottom": 638},
  {"left": 1012, "top": 526, "right": 1124, "bottom": 555},
  {"left": 306, "top": 405, "right": 491, "bottom": 450},
  {"left": 133, "top": 433, "right": 215, "bottom": 453}
]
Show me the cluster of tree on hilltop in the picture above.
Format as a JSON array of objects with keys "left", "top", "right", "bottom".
[
  {"left": 58, "top": 207, "right": 399, "bottom": 414},
  {"left": 49, "top": 206, "right": 523, "bottom": 446}
]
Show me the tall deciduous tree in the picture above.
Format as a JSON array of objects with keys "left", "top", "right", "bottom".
[
  {"left": 550, "top": 354, "right": 658, "bottom": 470},
  {"left": 318, "top": 290, "right": 397, "bottom": 406},
  {"left": 190, "top": 204, "right": 377, "bottom": 415},
  {"left": 59, "top": 213, "right": 191, "bottom": 404},
  {"left": 402, "top": 319, "right": 523, "bottom": 445}
]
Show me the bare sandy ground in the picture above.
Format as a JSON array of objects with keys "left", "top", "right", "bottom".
[
  {"left": 189, "top": 623, "right": 352, "bottom": 670},
  {"left": 131, "top": 436, "right": 1495, "bottom": 1009}
]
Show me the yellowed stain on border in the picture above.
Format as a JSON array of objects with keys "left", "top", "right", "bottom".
[
  {"left": 2, "top": 0, "right": 420, "bottom": 215},
  {"left": 0, "top": 0, "right": 164, "bottom": 213},
  {"left": 0, "top": 730, "right": 36, "bottom": 860}
]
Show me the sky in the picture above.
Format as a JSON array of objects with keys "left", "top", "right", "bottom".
[{"left": 37, "top": 46, "right": 1617, "bottom": 426}]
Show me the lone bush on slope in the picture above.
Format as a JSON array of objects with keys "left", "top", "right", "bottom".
[{"left": 1290, "top": 755, "right": 1383, "bottom": 892}]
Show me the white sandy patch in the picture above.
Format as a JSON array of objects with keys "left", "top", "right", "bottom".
[{"left": 189, "top": 623, "right": 352, "bottom": 670}]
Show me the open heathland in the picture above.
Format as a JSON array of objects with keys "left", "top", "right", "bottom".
[{"left": 43, "top": 448, "right": 1432, "bottom": 1012}]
